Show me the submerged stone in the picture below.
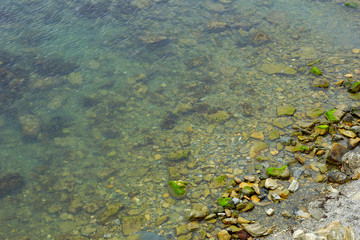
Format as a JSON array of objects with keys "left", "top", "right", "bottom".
[
  {"left": 166, "top": 150, "right": 190, "bottom": 161},
  {"left": 311, "top": 67, "right": 323, "bottom": 75},
  {"left": 348, "top": 81, "right": 360, "bottom": 93},
  {"left": 272, "top": 117, "right": 293, "bottom": 128},
  {"left": 324, "top": 109, "right": 342, "bottom": 123},
  {"left": 217, "top": 197, "right": 232, "bottom": 207},
  {"left": 260, "top": 63, "right": 296, "bottom": 75},
  {"left": 277, "top": 105, "right": 296, "bottom": 116},
  {"left": 168, "top": 180, "right": 188, "bottom": 199}
]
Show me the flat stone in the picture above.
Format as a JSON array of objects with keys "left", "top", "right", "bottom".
[
  {"left": 327, "top": 171, "right": 349, "bottom": 184},
  {"left": 187, "top": 222, "right": 200, "bottom": 231},
  {"left": 217, "top": 230, "right": 231, "bottom": 240},
  {"left": 349, "top": 137, "right": 360, "bottom": 148},
  {"left": 327, "top": 143, "right": 348, "bottom": 165},
  {"left": 176, "top": 225, "right": 188, "bottom": 235},
  {"left": 277, "top": 105, "right": 296, "bottom": 116},
  {"left": 288, "top": 179, "right": 299, "bottom": 193},
  {"left": 273, "top": 117, "right": 293, "bottom": 128},
  {"left": 249, "top": 141, "right": 268, "bottom": 158},
  {"left": 241, "top": 222, "right": 272, "bottom": 237},
  {"left": 260, "top": 63, "right": 296, "bottom": 75},
  {"left": 312, "top": 78, "right": 329, "bottom": 88},
  {"left": 250, "top": 131, "right": 265, "bottom": 140},
  {"left": 121, "top": 215, "right": 147, "bottom": 236},
  {"left": 266, "top": 208, "right": 275, "bottom": 216},
  {"left": 265, "top": 178, "right": 278, "bottom": 190},
  {"left": 342, "top": 152, "right": 360, "bottom": 175},
  {"left": 306, "top": 108, "right": 325, "bottom": 118},
  {"left": 339, "top": 128, "right": 357, "bottom": 138}
]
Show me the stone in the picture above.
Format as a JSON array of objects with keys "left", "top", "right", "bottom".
[
  {"left": 121, "top": 215, "right": 147, "bottom": 236},
  {"left": 338, "top": 128, "right": 357, "bottom": 138},
  {"left": 272, "top": 117, "right": 293, "bottom": 128},
  {"left": 264, "top": 178, "right": 278, "bottom": 190},
  {"left": 327, "top": 143, "right": 348, "bottom": 165},
  {"left": 282, "top": 210, "right": 292, "bottom": 218},
  {"left": 260, "top": 63, "right": 296, "bottom": 75},
  {"left": 266, "top": 165, "right": 290, "bottom": 179},
  {"left": 176, "top": 225, "right": 188, "bottom": 235},
  {"left": 207, "top": 21, "right": 227, "bottom": 31},
  {"left": 294, "top": 221, "right": 355, "bottom": 240},
  {"left": 210, "top": 175, "right": 228, "bottom": 188},
  {"left": 268, "top": 131, "right": 280, "bottom": 140},
  {"left": 19, "top": 114, "right": 41, "bottom": 138},
  {"left": 314, "top": 125, "right": 329, "bottom": 135},
  {"left": 293, "top": 229, "right": 305, "bottom": 239},
  {"left": 0, "top": 173, "right": 25, "bottom": 198},
  {"left": 186, "top": 207, "right": 209, "bottom": 221},
  {"left": 327, "top": 171, "right": 349, "bottom": 184},
  {"left": 168, "top": 180, "right": 188, "bottom": 199},
  {"left": 348, "top": 81, "right": 360, "bottom": 93},
  {"left": 204, "top": 111, "right": 230, "bottom": 123},
  {"left": 166, "top": 150, "right": 190, "bottom": 161},
  {"left": 277, "top": 105, "right": 296, "bottom": 116},
  {"left": 98, "top": 203, "right": 124, "bottom": 225},
  {"left": 311, "top": 67, "right": 322, "bottom": 75},
  {"left": 187, "top": 222, "right": 200, "bottom": 231},
  {"left": 312, "top": 78, "right": 329, "bottom": 88},
  {"left": 306, "top": 108, "right": 325, "bottom": 118},
  {"left": 324, "top": 109, "right": 344, "bottom": 123},
  {"left": 288, "top": 179, "right": 299, "bottom": 192},
  {"left": 222, "top": 218, "right": 237, "bottom": 225},
  {"left": 241, "top": 186, "right": 255, "bottom": 197},
  {"left": 251, "top": 30, "right": 271, "bottom": 46},
  {"left": 249, "top": 141, "right": 268, "bottom": 158},
  {"left": 266, "top": 208, "right": 275, "bottom": 216},
  {"left": 341, "top": 152, "right": 360, "bottom": 175},
  {"left": 241, "top": 222, "right": 272, "bottom": 237},
  {"left": 217, "top": 230, "right": 231, "bottom": 240},
  {"left": 250, "top": 131, "right": 265, "bottom": 140},
  {"left": 82, "top": 203, "right": 99, "bottom": 214},
  {"left": 239, "top": 202, "right": 255, "bottom": 212},
  {"left": 237, "top": 216, "right": 251, "bottom": 224}
]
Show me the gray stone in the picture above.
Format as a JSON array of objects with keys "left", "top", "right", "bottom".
[
  {"left": 186, "top": 207, "right": 209, "bottom": 221},
  {"left": 328, "top": 171, "right": 350, "bottom": 184},
  {"left": 265, "top": 178, "right": 278, "bottom": 190},
  {"left": 288, "top": 179, "right": 300, "bottom": 193},
  {"left": 341, "top": 152, "right": 360, "bottom": 175}
]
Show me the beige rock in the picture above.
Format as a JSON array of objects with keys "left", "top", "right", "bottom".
[
  {"left": 217, "top": 230, "right": 231, "bottom": 240},
  {"left": 250, "top": 131, "right": 265, "bottom": 140},
  {"left": 338, "top": 128, "right": 357, "bottom": 138}
]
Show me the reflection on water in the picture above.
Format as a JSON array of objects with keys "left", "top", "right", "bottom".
[{"left": 0, "top": 0, "right": 359, "bottom": 239}]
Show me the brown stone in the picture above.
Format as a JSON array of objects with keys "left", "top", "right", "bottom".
[
  {"left": 349, "top": 138, "right": 360, "bottom": 148},
  {"left": 326, "top": 143, "right": 348, "bottom": 165},
  {"left": 338, "top": 128, "right": 357, "bottom": 138}
]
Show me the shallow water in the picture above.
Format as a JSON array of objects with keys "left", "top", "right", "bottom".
[{"left": 0, "top": 0, "right": 360, "bottom": 239}]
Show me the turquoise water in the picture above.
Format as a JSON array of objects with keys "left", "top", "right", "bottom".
[{"left": 0, "top": 0, "right": 360, "bottom": 239}]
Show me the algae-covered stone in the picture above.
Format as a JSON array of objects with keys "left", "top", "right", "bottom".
[
  {"left": 312, "top": 78, "right": 329, "bottom": 88},
  {"left": 204, "top": 110, "right": 230, "bottom": 123},
  {"left": 98, "top": 203, "right": 124, "bottom": 225},
  {"left": 311, "top": 67, "right": 322, "bottom": 75},
  {"left": 260, "top": 63, "right": 297, "bottom": 75},
  {"left": 345, "top": 2, "right": 358, "bottom": 8},
  {"left": 306, "top": 108, "right": 325, "bottom": 118},
  {"left": 348, "top": 81, "right": 360, "bottom": 93},
  {"left": 324, "top": 109, "right": 341, "bottom": 123},
  {"left": 285, "top": 142, "right": 310, "bottom": 153},
  {"left": 268, "top": 131, "right": 280, "bottom": 140},
  {"left": 272, "top": 117, "right": 293, "bottom": 128},
  {"left": 249, "top": 141, "right": 268, "bottom": 158},
  {"left": 168, "top": 180, "right": 188, "bottom": 199},
  {"left": 266, "top": 165, "right": 290, "bottom": 179},
  {"left": 217, "top": 197, "right": 232, "bottom": 207},
  {"left": 210, "top": 175, "right": 228, "bottom": 188},
  {"left": 121, "top": 215, "right": 147, "bottom": 236},
  {"left": 242, "top": 186, "right": 255, "bottom": 197},
  {"left": 277, "top": 105, "right": 296, "bottom": 116},
  {"left": 166, "top": 150, "right": 190, "bottom": 161},
  {"left": 314, "top": 125, "right": 329, "bottom": 135}
]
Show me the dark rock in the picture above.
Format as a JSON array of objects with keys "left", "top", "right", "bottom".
[
  {"left": 0, "top": 173, "right": 25, "bottom": 197},
  {"left": 77, "top": 2, "right": 110, "bottom": 19},
  {"left": 326, "top": 143, "right": 348, "bottom": 165},
  {"left": 327, "top": 171, "right": 350, "bottom": 184},
  {"left": 32, "top": 57, "right": 79, "bottom": 77}
]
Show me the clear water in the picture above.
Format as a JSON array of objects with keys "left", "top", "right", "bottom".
[{"left": 0, "top": 0, "right": 359, "bottom": 239}]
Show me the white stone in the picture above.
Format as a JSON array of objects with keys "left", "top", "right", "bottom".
[
  {"left": 265, "top": 178, "right": 278, "bottom": 189},
  {"left": 266, "top": 208, "right": 275, "bottom": 216},
  {"left": 293, "top": 229, "right": 305, "bottom": 239},
  {"left": 232, "top": 197, "right": 241, "bottom": 205},
  {"left": 288, "top": 179, "right": 299, "bottom": 192}
]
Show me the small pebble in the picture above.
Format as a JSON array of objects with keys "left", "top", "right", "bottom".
[{"left": 266, "top": 208, "right": 275, "bottom": 216}]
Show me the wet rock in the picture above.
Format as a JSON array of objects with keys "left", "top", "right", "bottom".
[
  {"left": 186, "top": 207, "right": 209, "bottom": 221},
  {"left": 168, "top": 180, "right": 188, "bottom": 199},
  {"left": 207, "top": 21, "right": 227, "bottom": 32},
  {"left": 19, "top": 114, "right": 41, "bottom": 138},
  {"left": 277, "top": 105, "right": 296, "bottom": 116},
  {"left": 121, "top": 215, "right": 147, "bottom": 236},
  {"left": 272, "top": 117, "right": 293, "bottom": 128},
  {"left": 204, "top": 110, "right": 230, "bottom": 123},
  {"left": 140, "top": 35, "right": 169, "bottom": 45},
  {"left": 241, "top": 186, "right": 255, "bottom": 197},
  {"left": 324, "top": 109, "right": 344, "bottom": 123},
  {"left": 327, "top": 143, "right": 348, "bottom": 166},
  {"left": 251, "top": 30, "right": 271, "bottom": 46},
  {"left": 249, "top": 141, "right": 268, "bottom": 158},
  {"left": 266, "top": 208, "right": 275, "bottom": 216},
  {"left": 294, "top": 221, "right": 355, "bottom": 240},
  {"left": 260, "top": 63, "right": 296, "bottom": 75},
  {"left": 187, "top": 221, "right": 199, "bottom": 231},
  {"left": 241, "top": 222, "right": 272, "bottom": 237},
  {"left": 222, "top": 218, "right": 237, "bottom": 225},
  {"left": 210, "top": 175, "right": 228, "bottom": 188},
  {"left": 32, "top": 57, "right": 79, "bottom": 77},
  {"left": 82, "top": 203, "right": 99, "bottom": 214},
  {"left": 0, "top": 173, "right": 25, "bottom": 198},
  {"left": 239, "top": 202, "right": 254, "bottom": 212},
  {"left": 312, "top": 78, "right": 329, "bottom": 88},
  {"left": 97, "top": 203, "right": 124, "bottom": 225},
  {"left": 217, "top": 229, "right": 231, "bottom": 240},
  {"left": 327, "top": 171, "right": 349, "bottom": 184},
  {"left": 166, "top": 149, "right": 190, "bottom": 161},
  {"left": 77, "top": 2, "right": 110, "bottom": 19}
]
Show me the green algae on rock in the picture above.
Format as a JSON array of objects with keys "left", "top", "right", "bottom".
[
  {"left": 210, "top": 175, "right": 228, "bottom": 188},
  {"left": 266, "top": 165, "right": 290, "bottom": 179},
  {"left": 345, "top": 2, "right": 358, "bottom": 8},
  {"left": 325, "top": 109, "right": 341, "bottom": 123},
  {"left": 311, "top": 67, "right": 323, "bottom": 75},
  {"left": 166, "top": 150, "right": 190, "bottom": 161},
  {"left": 348, "top": 81, "right": 360, "bottom": 93},
  {"left": 217, "top": 197, "right": 232, "bottom": 207},
  {"left": 277, "top": 105, "right": 296, "bottom": 116},
  {"left": 168, "top": 180, "right": 188, "bottom": 199}
]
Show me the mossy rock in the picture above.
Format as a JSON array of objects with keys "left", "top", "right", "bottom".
[
  {"left": 166, "top": 150, "right": 190, "bottom": 161},
  {"left": 312, "top": 78, "right": 329, "bottom": 88},
  {"left": 204, "top": 110, "right": 230, "bottom": 123},
  {"left": 266, "top": 165, "right": 290, "bottom": 179},
  {"left": 311, "top": 67, "right": 322, "bottom": 75},
  {"left": 345, "top": 2, "right": 358, "bottom": 8},
  {"left": 217, "top": 197, "right": 232, "bottom": 207},
  {"left": 324, "top": 109, "right": 341, "bottom": 123},
  {"left": 314, "top": 125, "right": 329, "bottom": 135},
  {"left": 277, "top": 105, "right": 296, "bottom": 116},
  {"left": 168, "top": 180, "right": 188, "bottom": 199},
  {"left": 285, "top": 143, "right": 310, "bottom": 153},
  {"left": 348, "top": 81, "right": 360, "bottom": 93},
  {"left": 268, "top": 130, "right": 280, "bottom": 140},
  {"left": 242, "top": 186, "right": 255, "bottom": 197}
]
